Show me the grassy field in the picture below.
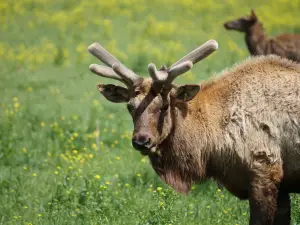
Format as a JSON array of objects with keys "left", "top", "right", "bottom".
[{"left": 1, "top": 0, "right": 300, "bottom": 224}]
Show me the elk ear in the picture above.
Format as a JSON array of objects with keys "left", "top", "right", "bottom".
[
  {"left": 97, "top": 84, "right": 129, "bottom": 103},
  {"left": 251, "top": 9, "right": 257, "bottom": 19},
  {"left": 174, "top": 85, "right": 200, "bottom": 102}
]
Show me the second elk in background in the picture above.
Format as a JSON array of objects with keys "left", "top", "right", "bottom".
[{"left": 224, "top": 9, "right": 300, "bottom": 62}]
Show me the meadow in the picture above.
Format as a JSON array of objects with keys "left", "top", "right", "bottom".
[{"left": 1, "top": 0, "right": 300, "bottom": 224}]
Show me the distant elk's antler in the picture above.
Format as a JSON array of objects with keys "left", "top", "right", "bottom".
[
  {"left": 88, "top": 43, "right": 140, "bottom": 87},
  {"left": 148, "top": 39, "right": 218, "bottom": 86}
]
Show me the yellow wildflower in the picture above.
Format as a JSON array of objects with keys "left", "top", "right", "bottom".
[
  {"left": 14, "top": 102, "right": 20, "bottom": 109},
  {"left": 92, "top": 99, "right": 99, "bottom": 106},
  {"left": 140, "top": 158, "right": 146, "bottom": 163}
]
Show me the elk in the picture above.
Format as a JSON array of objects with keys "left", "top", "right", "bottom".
[
  {"left": 88, "top": 39, "right": 300, "bottom": 225},
  {"left": 224, "top": 10, "right": 300, "bottom": 62}
]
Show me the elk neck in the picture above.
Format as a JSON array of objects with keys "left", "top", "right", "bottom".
[
  {"left": 160, "top": 89, "right": 222, "bottom": 175},
  {"left": 245, "top": 22, "right": 268, "bottom": 56}
]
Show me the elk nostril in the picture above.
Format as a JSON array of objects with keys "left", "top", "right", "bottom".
[{"left": 132, "top": 139, "right": 141, "bottom": 150}]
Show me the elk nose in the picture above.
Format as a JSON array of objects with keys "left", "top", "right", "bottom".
[
  {"left": 132, "top": 133, "right": 152, "bottom": 151},
  {"left": 224, "top": 22, "right": 230, "bottom": 29}
]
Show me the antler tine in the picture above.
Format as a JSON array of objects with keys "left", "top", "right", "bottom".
[
  {"left": 166, "top": 61, "right": 193, "bottom": 84},
  {"left": 88, "top": 43, "right": 120, "bottom": 67},
  {"left": 170, "top": 40, "right": 218, "bottom": 68},
  {"left": 88, "top": 42, "right": 140, "bottom": 85},
  {"left": 112, "top": 63, "right": 140, "bottom": 84},
  {"left": 89, "top": 64, "right": 128, "bottom": 84},
  {"left": 148, "top": 63, "right": 168, "bottom": 83}
]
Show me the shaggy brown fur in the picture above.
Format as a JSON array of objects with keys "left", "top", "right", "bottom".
[
  {"left": 224, "top": 10, "right": 300, "bottom": 62},
  {"left": 97, "top": 55, "right": 300, "bottom": 225}
]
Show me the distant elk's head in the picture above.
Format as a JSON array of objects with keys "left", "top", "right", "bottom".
[
  {"left": 224, "top": 9, "right": 258, "bottom": 32},
  {"left": 88, "top": 40, "right": 218, "bottom": 155}
]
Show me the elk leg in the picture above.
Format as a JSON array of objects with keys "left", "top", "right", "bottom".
[
  {"left": 273, "top": 192, "right": 291, "bottom": 225},
  {"left": 249, "top": 151, "right": 283, "bottom": 225}
]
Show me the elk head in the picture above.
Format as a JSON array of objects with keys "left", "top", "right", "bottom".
[
  {"left": 224, "top": 9, "right": 258, "bottom": 32},
  {"left": 88, "top": 40, "right": 218, "bottom": 156}
]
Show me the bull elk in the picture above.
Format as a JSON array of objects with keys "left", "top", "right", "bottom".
[
  {"left": 224, "top": 9, "right": 300, "bottom": 62},
  {"left": 88, "top": 39, "right": 300, "bottom": 225}
]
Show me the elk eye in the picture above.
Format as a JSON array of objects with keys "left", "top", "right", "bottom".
[
  {"left": 134, "top": 90, "right": 141, "bottom": 96},
  {"left": 162, "top": 104, "right": 169, "bottom": 111}
]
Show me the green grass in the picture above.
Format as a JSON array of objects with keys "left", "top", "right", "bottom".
[{"left": 1, "top": 0, "right": 300, "bottom": 224}]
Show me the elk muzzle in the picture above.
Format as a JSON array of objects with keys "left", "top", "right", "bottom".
[
  {"left": 224, "top": 21, "right": 238, "bottom": 30},
  {"left": 132, "top": 132, "right": 154, "bottom": 154}
]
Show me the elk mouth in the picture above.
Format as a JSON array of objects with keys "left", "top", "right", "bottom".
[
  {"left": 137, "top": 145, "right": 161, "bottom": 156},
  {"left": 149, "top": 146, "right": 162, "bottom": 156}
]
